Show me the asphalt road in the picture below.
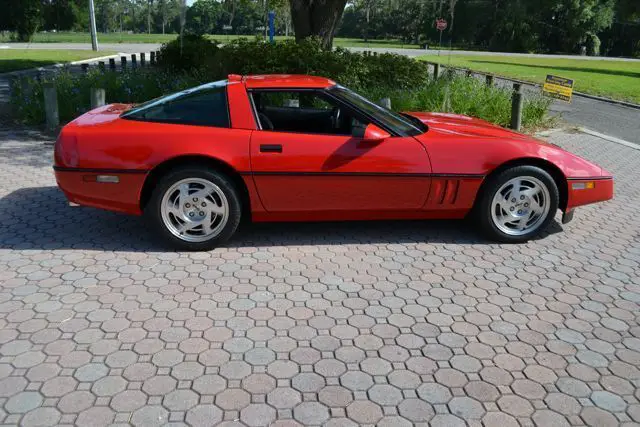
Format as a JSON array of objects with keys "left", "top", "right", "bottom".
[{"left": 3, "top": 42, "right": 639, "bottom": 144}]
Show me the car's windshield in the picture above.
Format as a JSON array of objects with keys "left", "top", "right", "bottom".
[
  {"left": 329, "top": 85, "right": 427, "bottom": 136},
  {"left": 122, "top": 80, "right": 227, "bottom": 118}
]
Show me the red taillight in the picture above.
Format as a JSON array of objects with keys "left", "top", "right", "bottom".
[{"left": 54, "top": 132, "right": 79, "bottom": 167}]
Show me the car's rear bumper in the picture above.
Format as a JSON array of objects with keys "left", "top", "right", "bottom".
[
  {"left": 566, "top": 176, "right": 614, "bottom": 211},
  {"left": 54, "top": 167, "right": 147, "bottom": 215}
]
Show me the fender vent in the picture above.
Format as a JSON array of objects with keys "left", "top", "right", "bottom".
[{"left": 429, "top": 179, "right": 460, "bottom": 205}]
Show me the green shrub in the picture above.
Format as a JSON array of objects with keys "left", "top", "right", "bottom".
[
  {"left": 585, "top": 33, "right": 601, "bottom": 57},
  {"left": 157, "top": 34, "right": 219, "bottom": 71},
  {"left": 158, "top": 37, "right": 430, "bottom": 92}
]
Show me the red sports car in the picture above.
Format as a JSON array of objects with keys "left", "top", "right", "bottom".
[{"left": 54, "top": 74, "right": 613, "bottom": 250}]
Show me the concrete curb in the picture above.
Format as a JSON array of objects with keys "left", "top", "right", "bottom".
[
  {"left": 572, "top": 91, "right": 640, "bottom": 110},
  {"left": 579, "top": 127, "right": 640, "bottom": 151}
]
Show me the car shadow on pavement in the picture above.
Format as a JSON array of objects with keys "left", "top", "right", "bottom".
[{"left": 0, "top": 186, "right": 564, "bottom": 251}]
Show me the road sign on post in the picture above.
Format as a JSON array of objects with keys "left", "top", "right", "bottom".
[
  {"left": 543, "top": 74, "right": 574, "bottom": 103},
  {"left": 435, "top": 18, "right": 447, "bottom": 51},
  {"left": 436, "top": 18, "right": 448, "bottom": 32},
  {"left": 268, "top": 11, "right": 275, "bottom": 43}
]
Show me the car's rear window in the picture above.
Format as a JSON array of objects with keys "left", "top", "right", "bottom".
[{"left": 121, "top": 80, "right": 230, "bottom": 128}]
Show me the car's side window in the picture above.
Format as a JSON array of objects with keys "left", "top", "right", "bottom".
[
  {"left": 251, "top": 90, "right": 368, "bottom": 136},
  {"left": 124, "top": 86, "right": 229, "bottom": 128}
]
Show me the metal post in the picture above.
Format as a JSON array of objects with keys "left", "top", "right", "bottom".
[
  {"left": 150, "top": 51, "right": 156, "bottom": 64},
  {"left": 131, "top": 54, "right": 137, "bottom": 68},
  {"left": 486, "top": 75, "right": 494, "bottom": 87},
  {"left": 81, "top": 63, "right": 89, "bottom": 73},
  {"left": 511, "top": 83, "right": 523, "bottom": 131},
  {"left": 109, "top": 58, "right": 116, "bottom": 71},
  {"left": 89, "top": 0, "right": 99, "bottom": 51},
  {"left": 140, "top": 53, "right": 146, "bottom": 67},
  {"left": 98, "top": 61, "right": 105, "bottom": 71},
  {"left": 43, "top": 83, "right": 59, "bottom": 130},
  {"left": 268, "top": 11, "right": 275, "bottom": 43},
  {"left": 379, "top": 98, "right": 391, "bottom": 109},
  {"left": 121, "top": 56, "right": 127, "bottom": 70},
  {"left": 90, "top": 88, "right": 106, "bottom": 109},
  {"left": 433, "top": 63, "right": 440, "bottom": 79}
]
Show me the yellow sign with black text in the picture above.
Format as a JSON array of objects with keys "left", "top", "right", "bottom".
[{"left": 543, "top": 74, "right": 574, "bottom": 103}]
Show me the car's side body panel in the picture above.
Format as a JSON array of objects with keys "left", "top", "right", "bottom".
[{"left": 248, "top": 130, "right": 432, "bottom": 213}]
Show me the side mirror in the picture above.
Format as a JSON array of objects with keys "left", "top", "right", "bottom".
[{"left": 362, "top": 124, "right": 390, "bottom": 142}]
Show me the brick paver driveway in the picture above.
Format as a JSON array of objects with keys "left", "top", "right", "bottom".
[{"left": 0, "top": 128, "right": 639, "bottom": 427}]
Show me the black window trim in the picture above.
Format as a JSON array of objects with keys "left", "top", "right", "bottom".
[
  {"left": 120, "top": 82, "right": 231, "bottom": 129},
  {"left": 247, "top": 87, "right": 402, "bottom": 138},
  {"left": 326, "top": 85, "right": 426, "bottom": 137}
]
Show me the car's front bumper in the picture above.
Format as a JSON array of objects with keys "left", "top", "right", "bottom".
[{"left": 566, "top": 176, "right": 614, "bottom": 211}]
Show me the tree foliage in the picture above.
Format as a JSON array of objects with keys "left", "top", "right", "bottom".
[
  {"left": 1, "top": 0, "right": 638, "bottom": 56},
  {"left": 4, "top": 0, "right": 43, "bottom": 41},
  {"left": 338, "top": 0, "right": 635, "bottom": 55}
]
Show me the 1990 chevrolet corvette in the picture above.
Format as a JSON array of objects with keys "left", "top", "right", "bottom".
[{"left": 54, "top": 74, "right": 613, "bottom": 250}]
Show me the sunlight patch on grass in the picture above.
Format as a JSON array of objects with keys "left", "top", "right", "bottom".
[
  {"left": 0, "top": 49, "right": 115, "bottom": 73},
  {"left": 419, "top": 54, "right": 640, "bottom": 104},
  {"left": 0, "top": 31, "right": 420, "bottom": 49}
]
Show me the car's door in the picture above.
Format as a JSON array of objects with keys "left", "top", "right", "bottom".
[{"left": 249, "top": 89, "right": 431, "bottom": 213}]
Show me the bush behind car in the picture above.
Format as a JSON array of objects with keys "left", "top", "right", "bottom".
[{"left": 157, "top": 36, "right": 429, "bottom": 91}]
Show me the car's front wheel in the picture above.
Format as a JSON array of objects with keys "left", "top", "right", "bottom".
[
  {"left": 146, "top": 167, "right": 242, "bottom": 250},
  {"left": 476, "top": 165, "right": 559, "bottom": 243}
]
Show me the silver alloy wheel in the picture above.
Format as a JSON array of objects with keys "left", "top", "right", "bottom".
[
  {"left": 490, "top": 176, "right": 551, "bottom": 236},
  {"left": 160, "top": 178, "right": 229, "bottom": 243}
]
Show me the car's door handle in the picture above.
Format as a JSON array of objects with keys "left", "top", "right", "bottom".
[{"left": 260, "top": 144, "right": 282, "bottom": 153}]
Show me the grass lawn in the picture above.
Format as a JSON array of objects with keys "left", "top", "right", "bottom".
[
  {"left": 0, "top": 31, "right": 420, "bottom": 49},
  {"left": 0, "top": 49, "right": 115, "bottom": 73},
  {"left": 419, "top": 54, "right": 640, "bottom": 104}
]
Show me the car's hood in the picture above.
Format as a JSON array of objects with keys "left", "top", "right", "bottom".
[{"left": 406, "top": 112, "right": 534, "bottom": 141}]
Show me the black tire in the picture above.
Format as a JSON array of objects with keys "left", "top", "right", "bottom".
[
  {"left": 145, "top": 167, "right": 242, "bottom": 251},
  {"left": 475, "top": 165, "right": 559, "bottom": 243}
]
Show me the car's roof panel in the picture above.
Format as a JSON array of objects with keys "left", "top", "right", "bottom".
[{"left": 242, "top": 74, "right": 336, "bottom": 89}]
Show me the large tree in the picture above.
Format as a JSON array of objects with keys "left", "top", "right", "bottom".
[
  {"left": 8, "top": 0, "right": 42, "bottom": 41},
  {"left": 290, "top": 0, "right": 349, "bottom": 49},
  {"left": 539, "top": 0, "right": 616, "bottom": 53}
]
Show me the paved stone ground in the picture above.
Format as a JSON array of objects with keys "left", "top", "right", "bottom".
[{"left": 0, "top": 128, "right": 639, "bottom": 427}]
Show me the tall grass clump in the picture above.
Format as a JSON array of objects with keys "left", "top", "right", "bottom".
[{"left": 361, "top": 76, "right": 552, "bottom": 128}]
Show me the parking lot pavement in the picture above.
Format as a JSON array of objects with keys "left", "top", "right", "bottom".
[{"left": 0, "top": 127, "right": 639, "bottom": 427}]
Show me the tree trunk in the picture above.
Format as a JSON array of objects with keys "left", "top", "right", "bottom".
[
  {"left": 449, "top": 0, "right": 458, "bottom": 32},
  {"left": 225, "top": 0, "right": 236, "bottom": 26},
  {"left": 290, "top": 0, "right": 348, "bottom": 49},
  {"left": 148, "top": 0, "right": 152, "bottom": 34}
]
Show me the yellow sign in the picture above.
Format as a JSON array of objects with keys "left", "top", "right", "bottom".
[{"left": 543, "top": 74, "right": 574, "bottom": 102}]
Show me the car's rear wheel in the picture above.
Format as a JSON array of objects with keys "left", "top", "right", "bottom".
[
  {"left": 476, "top": 165, "right": 559, "bottom": 243},
  {"left": 146, "top": 167, "right": 241, "bottom": 250}
]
